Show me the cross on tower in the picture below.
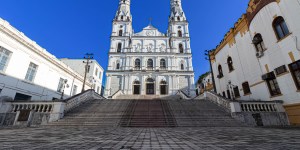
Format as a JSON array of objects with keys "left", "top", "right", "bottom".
[{"left": 149, "top": 18, "right": 153, "bottom": 25}]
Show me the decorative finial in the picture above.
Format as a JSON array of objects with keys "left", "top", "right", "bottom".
[{"left": 149, "top": 17, "right": 153, "bottom": 26}]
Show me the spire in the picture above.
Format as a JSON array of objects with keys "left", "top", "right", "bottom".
[
  {"left": 169, "top": 0, "right": 186, "bottom": 22},
  {"left": 115, "top": 0, "right": 132, "bottom": 22}
]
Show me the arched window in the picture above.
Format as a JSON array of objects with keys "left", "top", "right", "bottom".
[
  {"left": 273, "top": 16, "right": 290, "bottom": 40},
  {"left": 160, "top": 59, "right": 166, "bottom": 69},
  {"left": 146, "top": 78, "right": 155, "bottom": 83},
  {"left": 253, "top": 34, "right": 265, "bottom": 52},
  {"left": 178, "top": 30, "right": 183, "bottom": 37},
  {"left": 160, "top": 80, "right": 168, "bottom": 95},
  {"left": 218, "top": 65, "right": 223, "bottom": 78},
  {"left": 119, "top": 30, "right": 123, "bottom": 36},
  {"left": 133, "top": 80, "right": 140, "bottom": 95},
  {"left": 160, "top": 81, "right": 167, "bottom": 85},
  {"left": 120, "top": 16, "right": 124, "bottom": 20},
  {"left": 116, "top": 63, "right": 120, "bottom": 70},
  {"left": 177, "top": 16, "right": 180, "bottom": 21},
  {"left": 147, "top": 59, "right": 154, "bottom": 69},
  {"left": 117, "top": 43, "right": 122, "bottom": 53},
  {"left": 227, "top": 57, "right": 234, "bottom": 72},
  {"left": 133, "top": 80, "right": 140, "bottom": 85},
  {"left": 181, "top": 64, "right": 184, "bottom": 70},
  {"left": 179, "top": 44, "right": 184, "bottom": 53},
  {"left": 135, "top": 59, "right": 141, "bottom": 69}
]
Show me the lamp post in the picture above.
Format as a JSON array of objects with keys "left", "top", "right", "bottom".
[
  {"left": 60, "top": 79, "right": 69, "bottom": 100},
  {"left": 82, "top": 53, "right": 94, "bottom": 92},
  {"left": 205, "top": 49, "right": 217, "bottom": 93}
]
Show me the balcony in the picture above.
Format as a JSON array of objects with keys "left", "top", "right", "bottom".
[
  {"left": 146, "top": 67, "right": 154, "bottom": 71},
  {"left": 133, "top": 67, "right": 141, "bottom": 71}
]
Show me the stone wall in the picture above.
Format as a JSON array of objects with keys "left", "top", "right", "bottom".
[
  {"left": 0, "top": 113, "right": 16, "bottom": 126},
  {"left": 232, "top": 112, "right": 290, "bottom": 127},
  {"left": 29, "top": 113, "right": 50, "bottom": 127}
]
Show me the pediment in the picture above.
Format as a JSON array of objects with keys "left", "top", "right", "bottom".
[{"left": 133, "top": 25, "right": 165, "bottom": 37}]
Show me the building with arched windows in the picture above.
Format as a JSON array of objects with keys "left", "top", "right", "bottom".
[
  {"left": 210, "top": 0, "right": 300, "bottom": 125},
  {"left": 104, "top": 0, "right": 195, "bottom": 99}
]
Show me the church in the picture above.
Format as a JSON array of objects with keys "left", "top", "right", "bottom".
[{"left": 104, "top": 0, "right": 195, "bottom": 99}]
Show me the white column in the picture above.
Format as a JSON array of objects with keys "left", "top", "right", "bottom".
[
  {"left": 156, "top": 56, "right": 159, "bottom": 69},
  {"left": 172, "top": 56, "right": 175, "bottom": 70},
  {"left": 105, "top": 75, "right": 112, "bottom": 96},
  {"left": 156, "top": 75, "right": 159, "bottom": 96},
  {"left": 121, "top": 75, "right": 125, "bottom": 91},
  {"left": 141, "top": 76, "right": 145, "bottom": 95},
  {"left": 128, "top": 56, "right": 132, "bottom": 70},
  {"left": 168, "top": 75, "right": 172, "bottom": 94},
  {"left": 189, "top": 57, "right": 193, "bottom": 71},
  {"left": 168, "top": 57, "right": 171, "bottom": 71},
  {"left": 128, "top": 75, "right": 132, "bottom": 94},
  {"left": 124, "top": 75, "right": 128, "bottom": 94}
]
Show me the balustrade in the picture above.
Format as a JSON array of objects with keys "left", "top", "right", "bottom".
[
  {"left": 240, "top": 103, "right": 277, "bottom": 112},
  {"left": 204, "top": 91, "right": 283, "bottom": 113},
  {"left": 12, "top": 102, "right": 54, "bottom": 113}
]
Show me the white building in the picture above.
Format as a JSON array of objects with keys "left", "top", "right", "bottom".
[
  {"left": 61, "top": 59, "right": 104, "bottom": 95},
  {"left": 104, "top": 0, "right": 195, "bottom": 98},
  {"left": 210, "top": 0, "right": 300, "bottom": 125},
  {"left": 197, "top": 72, "right": 213, "bottom": 95},
  {"left": 0, "top": 18, "right": 92, "bottom": 101}
]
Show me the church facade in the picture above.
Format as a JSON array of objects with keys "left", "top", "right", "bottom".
[{"left": 104, "top": 0, "right": 195, "bottom": 98}]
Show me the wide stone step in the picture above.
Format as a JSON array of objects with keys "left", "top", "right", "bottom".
[{"left": 46, "top": 99, "right": 245, "bottom": 127}]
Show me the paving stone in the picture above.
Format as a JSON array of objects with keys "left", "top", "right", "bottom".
[{"left": 0, "top": 127, "right": 300, "bottom": 149}]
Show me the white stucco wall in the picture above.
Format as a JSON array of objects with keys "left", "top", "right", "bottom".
[
  {"left": 0, "top": 18, "right": 91, "bottom": 101},
  {"left": 212, "top": 0, "right": 300, "bottom": 105}
]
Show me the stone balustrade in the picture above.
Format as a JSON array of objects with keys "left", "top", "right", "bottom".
[
  {"left": 65, "top": 89, "right": 104, "bottom": 113},
  {"left": 0, "top": 90, "right": 104, "bottom": 127},
  {"left": 202, "top": 91, "right": 289, "bottom": 126},
  {"left": 204, "top": 91, "right": 231, "bottom": 112},
  {"left": 240, "top": 102, "right": 279, "bottom": 112},
  {"left": 12, "top": 102, "right": 54, "bottom": 113}
]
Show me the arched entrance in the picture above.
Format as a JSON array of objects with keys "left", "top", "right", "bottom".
[
  {"left": 133, "top": 81, "right": 140, "bottom": 95},
  {"left": 146, "top": 78, "right": 155, "bottom": 95},
  {"left": 160, "top": 81, "right": 168, "bottom": 95}
]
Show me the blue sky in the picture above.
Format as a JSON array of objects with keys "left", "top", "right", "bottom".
[{"left": 0, "top": 0, "right": 249, "bottom": 85}]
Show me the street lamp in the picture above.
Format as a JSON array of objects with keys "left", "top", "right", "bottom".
[
  {"left": 205, "top": 49, "right": 217, "bottom": 93},
  {"left": 82, "top": 53, "right": 94, "bottom": 92},
  {"left": 61, "top": 79, "right": 69, "bottom": 100}
]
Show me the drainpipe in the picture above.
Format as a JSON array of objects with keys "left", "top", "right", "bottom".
[
  {"left": 294, "top": 36, "right": 300, "bottom": 51},
  {"left": 69, "top": 75, "right": 77, "bottom": 96}
]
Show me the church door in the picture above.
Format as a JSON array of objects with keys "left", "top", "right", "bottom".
[
  {"left": 133, "top": 85, "right": 140, "bottom": 95},
  {"left": 160, "top": 81, "right": 168, "bottom": 95},
  {"left": 133, "top": 81, "right": 141, "bottom": 95},
  {"left": 160, "top": 85, "right": 167, "bottom": 95},
  {"left": 146, "top": 83, "right": 155, "bottom": 95}
]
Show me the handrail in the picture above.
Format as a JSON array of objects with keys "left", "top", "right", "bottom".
[
  {"left": 109, "top": 90, "right": 121, "bottom": 99},
  {"left": 204, "top": 91, "right": 286, "bottom": 113},
  {"left": 64, "top": 89, "right": 104, "bottom": 113},
  {"left": 205, "top": 91, "right": 232, "bottom": 112}
]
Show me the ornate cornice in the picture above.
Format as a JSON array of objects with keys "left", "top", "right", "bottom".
[
  {"left": 211, "top": 0, "right": 280, "bottom": 58},
  {"left": 247, "top": 0, "right": 278, "bottom": 25}
]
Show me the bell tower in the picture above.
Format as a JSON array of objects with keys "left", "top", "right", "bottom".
[{"left": 112, "top": 0, "right": 133, "bottom": 37}]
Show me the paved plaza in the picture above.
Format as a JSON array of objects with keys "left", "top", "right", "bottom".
[{"left": 0, "top": 127, "right": 300, "bottom": 150}]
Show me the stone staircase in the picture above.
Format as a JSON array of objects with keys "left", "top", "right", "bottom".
[
  {"left": 115, "top": 95, "right": 181, "bottom": 100},
  {"left": 47, "top": 99, "right": 244, "bottom": 127}
]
